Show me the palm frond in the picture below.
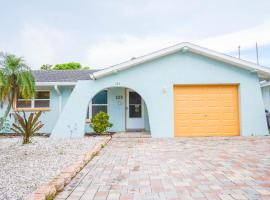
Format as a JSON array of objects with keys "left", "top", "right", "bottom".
[{"left": 0, "top": 52, "right": 36, "bottom": 132}]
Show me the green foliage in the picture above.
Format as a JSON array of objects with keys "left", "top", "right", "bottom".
[
  {"left": 90, "top": 112, "right": 112, "bottom": 134},
  {"left": 11, "top": 111, "right": 44, "bottom": 144},
  {"left": 0, "top": 53, "right": 36, "bottom": 129},
  {"left": 82, "top": 66, "right": 90, "bottom": 70},
  {"left": 0, "top": 117, "right": 10, "bottom": 133},
  {"left": 40, "top": 64, "right": 52, "bottom": 70},
  {"left": 53, "top": 62, "right": 82, "bottom": 70}
]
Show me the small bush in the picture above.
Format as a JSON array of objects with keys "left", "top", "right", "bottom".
[
  {"left": 11, "top": 111, "right": 44, "bottom": 144},
  {"left": 90, "top": 112, "right": 112, "bottom": 134}
]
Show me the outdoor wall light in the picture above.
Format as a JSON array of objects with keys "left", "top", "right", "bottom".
[{"left": 162, "top": 86, "right": 167, "bottom": 94}]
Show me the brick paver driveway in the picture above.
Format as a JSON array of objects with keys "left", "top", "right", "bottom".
[{"left": 56, "top": 137, "right": 270, "bottom": 200}]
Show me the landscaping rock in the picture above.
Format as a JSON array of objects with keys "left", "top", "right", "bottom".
[{"left": 0, "top": 136, "right": 105, "bottom": 200}]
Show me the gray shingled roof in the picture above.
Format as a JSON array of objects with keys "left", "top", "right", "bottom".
[{"left": 32, "top": 70, "right": 99, "bottom": 82}]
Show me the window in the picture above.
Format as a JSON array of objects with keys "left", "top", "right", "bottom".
[
  {"left": 87, "top": 90, "right": 108, "bottom": 119},
  {"left": 16, "top": 91, "right": 50, "bottom": 110}
]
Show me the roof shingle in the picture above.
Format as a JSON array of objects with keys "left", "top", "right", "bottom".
[{"left": 32, "top": 70, "right": 99, "bottom": 82}]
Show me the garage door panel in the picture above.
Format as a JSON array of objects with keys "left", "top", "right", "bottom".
[
  {"left": 223, "top": 113, "right": 234, "bottom": 119},
  {"left": 207, "top": 114, "right": 221, "bottom": 119},
  {"left": 174, "top": 85, "right": 239, "bottom": 137}
]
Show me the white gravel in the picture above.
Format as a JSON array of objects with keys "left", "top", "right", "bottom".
[{"left": 0, "top": 136, "right": 104, "bottom": 200}]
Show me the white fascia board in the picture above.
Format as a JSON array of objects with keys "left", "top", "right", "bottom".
[
  {"left": 91, "top": 42, "right": 270, "bottom": 80},
  {"left": 91, "top": 43, "right": 186, "bottom": 79},
  {"left": 187, "top": 43, "right": 270, "bottom": 78},
  {"left": 260, "top": 81, "right": 270, "bottom": 88},
  {"left": 35, "top": 82, "right": 76, "bottom": 86}
]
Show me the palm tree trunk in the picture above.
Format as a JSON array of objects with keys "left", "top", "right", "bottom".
[{"left": 0, "top": 81, "right": 16, "bottom": 130}]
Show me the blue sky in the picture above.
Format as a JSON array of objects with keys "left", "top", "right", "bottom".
[{"left": 1, "top": 0, "right": 270, "bottom": 69}]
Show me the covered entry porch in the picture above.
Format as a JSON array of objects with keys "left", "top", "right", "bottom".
[{"left": 85, "top": 87, "right": 151, "bottom": 134}]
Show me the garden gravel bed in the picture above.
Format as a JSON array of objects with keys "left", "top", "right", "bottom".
[{"left": 0, "top": 136, "right": 104, "bottom": 200}]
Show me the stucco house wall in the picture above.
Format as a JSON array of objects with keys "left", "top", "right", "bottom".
[
  {"left": 84, "top": 87, "right": 150, "bottom": 133},
  {"left": 0, "top": 86, "right": 74, "bottom": 133},
  {"left": 51, "top": 51, "right": 268, "bottom": 138},
  {"left": 0, "top": 85, "right": 150, "bottom": 134}
]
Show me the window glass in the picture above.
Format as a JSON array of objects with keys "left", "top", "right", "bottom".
[
  {"left": 129, "top": 105, "right": 142, "bottom": 118},
  {"left": 129, "top": 92, "right": 141, "bottom": 104},
  {"left": 16, "top": 100, "right": 31, "bottom": 108},
  {"left": 36, "top": 91, "right": 50, "bottom": 99},
  {"left": 34, "top": 100, "right": 50, "bottom": 108},
  {"left": 16, "top": 91, "right": 50, "bottom": 109},
  {"left": 92, "top": 105, "right": 107, "bottom": 117},
  {"left": 92, "top": 90, "right": 107, "bottom": 104},
  {"left": 89, "top": 90, "right": 108, "bottom": 118}
]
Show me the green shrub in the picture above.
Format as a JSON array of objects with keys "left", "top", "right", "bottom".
[
  {"left": 90, "top": 112, "right": 112, "bottom": 134},
  {"left": 53, "top": 62, "right": 81, "bottom": 70},
  {"left": 11, "top": 111, "right": 44, "bottom": 144}
]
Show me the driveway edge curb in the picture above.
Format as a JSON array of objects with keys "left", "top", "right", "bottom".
[{"left": 27, "top": 136, "right": 111, "bottom": 200}]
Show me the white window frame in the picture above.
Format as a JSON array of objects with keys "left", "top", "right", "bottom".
[
  {"left": 87, "top": 90, "right": 108, "bottom": 119},
  {"left": 16, "top": 90, "right": 50, "bottom": 110}
]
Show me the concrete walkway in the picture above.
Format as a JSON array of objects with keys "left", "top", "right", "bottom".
[{"left": 55, "top": 137, "right": 270, "bottom": 200}]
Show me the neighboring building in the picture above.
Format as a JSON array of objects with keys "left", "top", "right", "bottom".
[
  {"left": 1, "top": 42, "right": 270, "bottom": 138},
  {"left": 261, "top": 82, "right": 270, "bottom": 112}
]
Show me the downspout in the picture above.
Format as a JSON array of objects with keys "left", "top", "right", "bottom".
[{"left": 54, "top": 85, "right": 62, "bottom": 115}]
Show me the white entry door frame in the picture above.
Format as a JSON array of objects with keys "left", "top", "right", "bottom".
[{"left": 126, "top": 89, "right": 145, "bottom": 130}]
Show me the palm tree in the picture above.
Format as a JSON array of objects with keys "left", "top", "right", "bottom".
[{"left": 0, "top": 53, "right": 36, "bottom": 129}]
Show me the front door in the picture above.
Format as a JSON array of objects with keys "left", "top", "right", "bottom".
[{"left": 126, "top": 89, "right": 144, "bottom": 130}]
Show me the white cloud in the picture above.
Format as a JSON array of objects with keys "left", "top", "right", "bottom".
[
  {"left": 85, "top": 36, "right": 183, "bottom": 68},
  {"left": 86, "top": 20, "right": 270, "bottom": 68},
  {"left": 20, "top": 25, "right": 72, "bottom": 68},
  {"left": 16, "top": 20, "right": 270, "bottom": 69},
  {"left": 197, "top": 20, "right": 270, "bottom": 52}
]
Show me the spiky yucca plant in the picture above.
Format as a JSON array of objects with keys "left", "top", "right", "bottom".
[
  {"left": 0, "top": 53, "right": 36, "bottom": 129},
  {"left": 11, "top": 111, "right": 44, "bottom": 144}
]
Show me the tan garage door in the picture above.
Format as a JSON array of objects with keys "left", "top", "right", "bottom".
[{"left": 174, "top": 85, "right": 239, "bottom": 137}]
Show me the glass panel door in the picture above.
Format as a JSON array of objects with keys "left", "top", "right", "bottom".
[
  {"left": 129, "top": 92, "right": 142, "bottom": 118},
  {"left": 126, "top": 89, "right": 144, "bottom": 130}
]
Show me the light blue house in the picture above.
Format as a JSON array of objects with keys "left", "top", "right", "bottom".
[
  {"left": 1, "top": 42, "right": 270, "bottom": 138},
  {"left": 261, "top": 82, "right": 270, "bottom": 113}
]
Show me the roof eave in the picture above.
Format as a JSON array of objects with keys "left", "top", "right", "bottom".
[
  {"left": 35, "top": 82, "right": 77, "bottom": 86},
  {"left": 91, "top": 42, "right": 270, "bottom": 80}
]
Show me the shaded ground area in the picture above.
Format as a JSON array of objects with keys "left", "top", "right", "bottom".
[
  {"left": 56, "top": 137, "right": 270, "bottom": 200},
  {"left": 0, "top": 136, "right": 104, "bottom": 200}
]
